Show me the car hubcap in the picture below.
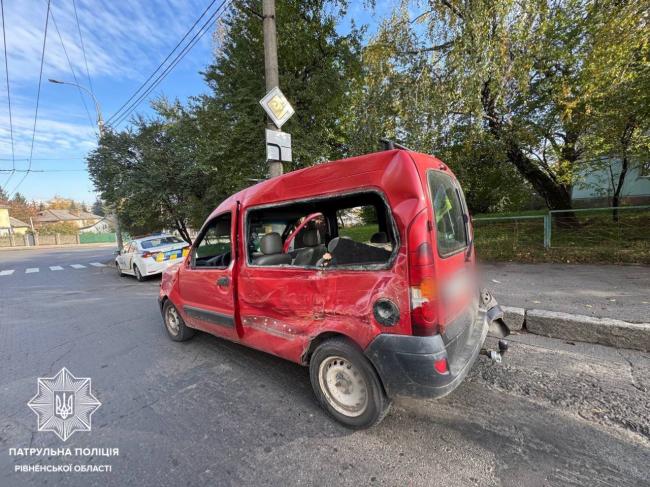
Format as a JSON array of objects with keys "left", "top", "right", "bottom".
[
  {"left": 318, "top": 356, "right": 368, "bottom": 417},
  {"left": 166, "top": 307, "right": 180, "bottom": 335}
]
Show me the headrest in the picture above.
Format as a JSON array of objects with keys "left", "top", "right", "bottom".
[
  {"left": 370, "top": 232, "right": 388, "bottom": 244},
  {"left": 327, "top": 237, "right": 345, "bottom": 253},
  {"left": 260, "top": 232, "right": 283, "bottom": 255},
  {"left": 302, "top": 229, "right": 319, "bottom": 247}
]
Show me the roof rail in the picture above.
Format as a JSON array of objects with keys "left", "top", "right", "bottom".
[{"left": 380, "top": 138, "right": 411, "bottom": 151}]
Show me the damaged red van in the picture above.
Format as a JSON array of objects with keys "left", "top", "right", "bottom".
[{"left": 159, "top": 147, "right": 509, "bottom": 428}]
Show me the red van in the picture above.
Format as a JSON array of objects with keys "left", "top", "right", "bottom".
[{"left": 159, "top": 148, "right": 508, "bottom": 428}]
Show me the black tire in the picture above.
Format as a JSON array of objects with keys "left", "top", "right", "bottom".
[
  {"left": 134, "top": 265, "right": 145, "bottom": 282},
  {"left": 115, "top": 262, "right": 125, "bottom": 277},
  {"left": 309, "top": 337, "right": 391, "bottom": 429},
  {"left": 162, "top": 300, "right": 195, "bottom": 342}
]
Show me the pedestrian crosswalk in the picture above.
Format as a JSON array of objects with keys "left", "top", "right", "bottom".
[{"left": 0, "top": 262, "right": 110, "bottom": 276}]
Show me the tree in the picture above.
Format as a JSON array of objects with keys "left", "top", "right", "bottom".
[
  {"left": 88, "top": 0, "right": 363, "bottom": 239},
  {"left": 92, "top": 198, "right": 106, "bottom": 217},
  {"left": 348, "top": 6, "right": 533, "bottom": 213},
  {"left": 201, "top": 0, "right": 362, "bottom": 175},
  {"left": 579, "top": 1, "right": 650, "bottom": 219},
  {"left": 367, "top": 0, "right": 648, "bottom": 215},
  {"left": 0, "top": 185, "right": 8, "bottom": 204},
  {"left": 12, "top": 192, "right": 27, "bottom": 205},
  {"left": 47, "top": 196, "right": 76, "bottom": 209},
  {"left": 7, "top": 192, "right": 37, "bottom": 223}
]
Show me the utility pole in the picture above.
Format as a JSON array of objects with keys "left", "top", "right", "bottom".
[
  {"left": 49, "top": 78, "right": 123, "bottom": 251},
  {"left": 262, "top": 0, "right": 283, "bottom": 178}
]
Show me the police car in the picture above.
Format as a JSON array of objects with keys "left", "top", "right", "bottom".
[{"left": 115, "top": 234, "right": 190, "bottom": 281}]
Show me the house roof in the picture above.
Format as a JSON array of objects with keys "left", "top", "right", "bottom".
[
  {"left": 9, "top": 216, "right": 29, "bottom": 228},
  {"left": 34, "top": 209, "right": 101, "bottom": 222}
]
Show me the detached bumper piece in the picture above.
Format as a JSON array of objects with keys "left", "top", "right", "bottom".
[{"left": 365, "top": 308, "right": 489, "bottom": 399}]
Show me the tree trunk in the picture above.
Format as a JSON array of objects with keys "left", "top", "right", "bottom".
[
  {"left": 175, "top": 219, "right": 192, "bottom": 244},
  {"left": 480, "top": 80, "right": 578, "bottom": 228},
  {"left": 612, "top": 156, "right": 629, "bottom": 222}
]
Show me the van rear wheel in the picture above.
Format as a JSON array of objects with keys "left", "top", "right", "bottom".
[{"left": 309, "top": 337, "right": 390, "bottom": 429}]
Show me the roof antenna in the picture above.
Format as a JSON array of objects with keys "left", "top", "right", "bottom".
[
  {"left": 380, "top": 138, "right": 411, "bottom": 151},
  {"left": 380, "top": 138, "right": 394, "bottom": 150}
]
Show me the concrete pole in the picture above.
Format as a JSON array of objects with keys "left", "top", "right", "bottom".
[{"left": 262, "top": 0, "right": 283, "bottom": 178}]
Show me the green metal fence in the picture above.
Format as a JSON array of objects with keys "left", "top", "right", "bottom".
[
  {"left": 549, "top": 205, "right": 650, "bottom": 250},
  {"left": 472, "top": 205, "right": 650, "bottom": 262}
]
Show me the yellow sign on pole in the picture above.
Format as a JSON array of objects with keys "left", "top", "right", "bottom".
[{"left": 259, "top": 87, "right": 295, "bottom": 129}]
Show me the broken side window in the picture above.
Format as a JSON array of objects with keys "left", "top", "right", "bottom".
[{"left": 246, "top": 191, "right": 396, "bottom": 269}]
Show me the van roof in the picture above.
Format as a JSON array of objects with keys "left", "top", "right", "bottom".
[{"left": 213, "top": 149, "right": 444, "bottom": 218}]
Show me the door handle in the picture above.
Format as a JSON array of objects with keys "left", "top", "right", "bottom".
[{"left": 216, "top": 276, "right": 230, "bottom": 287}]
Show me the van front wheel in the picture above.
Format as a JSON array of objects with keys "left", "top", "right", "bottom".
[{"left": 309, "top": 338, "right": 390, "bottom": 429}]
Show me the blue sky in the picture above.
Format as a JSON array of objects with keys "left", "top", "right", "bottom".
[{"left": 0, "top": 0, "right": 400, "bottom": 204}]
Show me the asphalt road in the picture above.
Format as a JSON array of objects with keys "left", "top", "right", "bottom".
[{"left": 1, "top": 248, "right": 648, "bottom": 486}]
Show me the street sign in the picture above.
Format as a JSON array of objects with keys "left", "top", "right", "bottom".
[
  {"left": 266, "top": 129, "right": 292, "bottom": 162},
  {"left": 259, "top": 87, "right": 294, "bottom": 129}
]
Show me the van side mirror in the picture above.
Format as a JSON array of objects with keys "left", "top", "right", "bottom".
[{"left": 114, "top": 249, "right": 122, "bottom": 256}]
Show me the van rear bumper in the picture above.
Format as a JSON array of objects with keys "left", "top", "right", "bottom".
[{"left": 365, "top": 307, "right": 492, "bottom": 399}]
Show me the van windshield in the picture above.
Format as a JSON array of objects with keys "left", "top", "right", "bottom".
[{"left": 427, "top": 171, "right": 467, "bottom": 257}]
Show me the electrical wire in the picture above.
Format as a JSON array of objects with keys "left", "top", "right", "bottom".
[
  {"left": 0, "top": 0, "right": 15, "bottom": 189},
  {"left": 48, "top": 4, "right": 97, "bottom": 136},
  {"left": 9, "top": 0, "right": 51, "bottom": 197},
  {"left": 110, "top": 1, "right": 231, "bottom": 128},
  {"left": 71, "top": 0, "right": 94, "bottom": 101},
  {"left": 107, "top": 0, "right": 231, "bottom": 127},
  {"left": 106, "top": 0, "right": 223, "bottom": 125}
]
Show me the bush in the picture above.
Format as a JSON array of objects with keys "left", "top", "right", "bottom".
[{"left": 37, "top": 222, "right": 79, "bottom": 235}]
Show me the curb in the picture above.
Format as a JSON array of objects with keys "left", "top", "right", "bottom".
[{"left": 500, "top": 306, "right": 650, "bottom": 352}]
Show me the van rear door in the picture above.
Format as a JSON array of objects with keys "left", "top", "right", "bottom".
[{"left": 425, "top": 168, "right": 476, "bottom": 331}]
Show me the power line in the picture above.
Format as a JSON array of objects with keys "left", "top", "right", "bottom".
[
  {"left": 48, "top": 3, "right": 97, "bottom": 135},
  {"left": 9, "top": 0, "right": 51, "bottom": 197},
  {"left": 106, "top": 0, "right": 223, "bottom": 125},
  {"left": 110, "top": 1, "right": 231, "bottom": 128},
  {"left": 71, "top": 0, "right": 94, "bottom": 100},
  {"left": 1, "top": 0, "right": 15, "bottom": 189},
  {"left": 107, "top": 0, "right": 231, "bottom": 127}
]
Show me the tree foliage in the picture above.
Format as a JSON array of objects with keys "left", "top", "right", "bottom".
[
  {"left": 88, "top": 0, "right": 362, "bottom": 238},
  {"left": 88, "top": 0, "right": 649, "bottom": 227},
  {"left": 362, "top": 0, "right": 649, "bottom": 212}
]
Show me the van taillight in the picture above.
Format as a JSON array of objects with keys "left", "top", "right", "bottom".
[{"left": 408, "top": 210, "right": 438, "bottom": 336}]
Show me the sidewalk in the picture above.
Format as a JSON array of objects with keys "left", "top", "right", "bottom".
[
  {"left": 480, "top": 262, "right": 650, "bottom": 351},
  {"left": 481, "top": 262, "right": 649, "bottom": 323},
  {"left": 0, "top": 242, "right": 116, "bottom": 252}
]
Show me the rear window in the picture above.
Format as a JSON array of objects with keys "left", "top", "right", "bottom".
[
  {"left": 140, "top": 236, "right": 184, "bottom": 249},
  {"left": 427, "top": 171, "right": 467, "bottom": 257}
]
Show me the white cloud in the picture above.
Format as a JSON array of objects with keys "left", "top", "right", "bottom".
[
  {"left": 3, "top": 0, "right": 210, "bottom": 83},
  {"left": 0, "top": 0, "right": 220, "bottom": 197}
]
